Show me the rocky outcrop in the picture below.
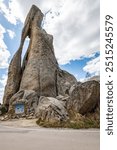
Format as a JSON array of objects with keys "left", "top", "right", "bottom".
[
  {"left": 2, "top": 5, "right": 100, "bottom": 127},
  {"left": 35, "top": 96, "right": 69, "bottom": 123},
  {"left": 69, "top": 81, "right": 100, "bottom": 114},
  {"left": 3, "top": 5, "right": 77, "bottom": 106},
  {"left": 57, "top": 70, "right": 77, "bottom": 96},
  {"left": 9, "top": 90, "right": 38, "bottom": 112},
  {"left": 3, "top": 50, "right": 22, "bottom": 106}
]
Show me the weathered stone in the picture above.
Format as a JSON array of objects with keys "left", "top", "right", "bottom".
[
  {"left": 3, "top": 5, "right": 77, "bottom": 107},
  {"left": 0, "top": 114, "right": 9, "bottom": 121},
  {"left": 86, "top": 75, "right": 100, "bottom": 82},
  {"left": 9, "top": 90, "right": 39, "bottom": 115},
  {"left": 35, "top": 96, "right": 69, "bottom": 123},
  {"left": 20, "top": 8, "right": 58, "bottom": 97},
  {"left": 57, "top": 70, "right": 77, "bottom": 96},
  {"left": 69, "top": 81, "right": 100, "bottom": 114},
  {"left": 2, "top": 5, "right": 100, "bottom": 125},
  {"left": 56, "top": 95, "right": 71, "bottom": 109},
  {"left": 3, "top": 5, "right": 41, "bottom": 105},
  {"left": 3, "top": 50, "right": 22, "bottom": 106}
]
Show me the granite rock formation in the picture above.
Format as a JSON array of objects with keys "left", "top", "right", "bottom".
[
  {"left": 35, "top": 96, "right": 69, "bottom": 123},
  {"left": 2, "top": 5, "right": 100, "bottom": 124},
  {"left": 69, "top": 81, "right": 100, "bottom": 114},
  {"left": 3, "top": 5, "right": 77, "bottom": 107}
]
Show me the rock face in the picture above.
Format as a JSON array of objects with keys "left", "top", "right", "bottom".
[
  {"left": 87, "top": 75, "right": 100, "bottom": 82},
  {"left": 69, "top": 81, "right": 100, "bottom": 114},
  {"left": 9, "top": 90, "right": 39, "bottom": 115},
  {"left": 3, "top": 50, "right": 22, "bottom": 106},
  {"left": 2, "top": 5, "right": 100, "bottom": 125},
  {"left": 36, "top": 97, "right": 69, "bottom": 123},
  {"left": 3, "top": 5, "right": 77, "bottom": 106}
]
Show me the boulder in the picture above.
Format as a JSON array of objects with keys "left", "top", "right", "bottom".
[
  {"left": 56, "top": 95, "right": 71, "bottom": 110},
  {"left": 69, "top": 81, "right": 100, "bottom": 114},
  {"left": 35, "top": 96, "right": 69, "bottom": 123},
  {"left": 9, "top": 90, "right": 39, "bottom": 115}
]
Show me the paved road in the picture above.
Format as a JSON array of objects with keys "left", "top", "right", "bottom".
[{"left": 0, "top": 125, "right": 99, "bottom": 150}]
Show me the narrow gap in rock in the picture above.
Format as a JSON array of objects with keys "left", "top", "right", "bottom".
[{"left": 21, "top": 37, "right": 30, "bottom": 66}]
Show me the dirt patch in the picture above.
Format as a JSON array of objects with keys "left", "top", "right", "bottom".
[{"left": 0, "top": 118, "right": 38, "bottom": 127}]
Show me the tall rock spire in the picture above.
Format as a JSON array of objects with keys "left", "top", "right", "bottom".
[
  {"left": 1, "top": 6, "right": 100, "bottom": 126},
  {"left": 3, "top": 5, "right": 77, "bottom": 106}
]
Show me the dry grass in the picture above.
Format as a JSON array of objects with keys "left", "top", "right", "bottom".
[{"left": 36, "top": 111, "right": 100, "bottom": 129}]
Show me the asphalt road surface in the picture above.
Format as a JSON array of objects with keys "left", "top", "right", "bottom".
[{"left": 0, "top": 125, "right": 99, "bottom": 150}]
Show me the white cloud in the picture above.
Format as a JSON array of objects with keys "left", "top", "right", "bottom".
[
  {"left": 83, "top": 56, "right": 100, "bottom": 76},
  {"left": 0, "top": 0, "right": 24, "bottom": 25},
  {"left": 41, "top": 0, "right": 100, "bottom": 64},
  {"left": 0, "top": 74, "right": 7, "bottom": 86},
  {"left": 79, "top": 78, "right": 86, "bottom": 82},
  {"left": 0, "top": 0, "right": 100, "bottom": 65},
  {"left": 0, "top": 24, "right": 11, "bottom": 69},
  {"left": 7, "top": 29, "right": 15, "bottom": 39},
  {"left": 0, "top": 17, "right": 10, "bottom": 103},
  {"left": 0, "top": 74, "right": 7, "bottom": 104},
  {"left": 0, "top": 87, "right": 4, "bottom": 104},
  {"left": 0, "top": 24, "right": 6, "bottom": 49}
]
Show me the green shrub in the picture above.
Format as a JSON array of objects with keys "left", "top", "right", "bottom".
[{"left": 0, "top": 105, "right": 7, "bottom": 115}]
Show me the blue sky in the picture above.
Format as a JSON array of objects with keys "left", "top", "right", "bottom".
[
  {"left": 0, "top": 0, "right": 100, "bottom": 103},
  {"left": 60, "top": 52, "right": 100, "bottom": 80}
]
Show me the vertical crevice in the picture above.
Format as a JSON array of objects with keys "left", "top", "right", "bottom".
[
  {"left": 55, "top": 69, "right": 58, "bottom": 96},
  {"left": 38, "top": 64, "right": 41, "bottom": 97}
]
